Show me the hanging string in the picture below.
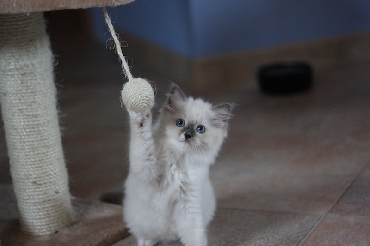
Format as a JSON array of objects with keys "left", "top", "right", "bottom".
[
  {"left": 102, "top": 7, "right": 155, "bottom": 113},
  {"left": 103, "top": 7, "right": 133, "bottom": 82}
]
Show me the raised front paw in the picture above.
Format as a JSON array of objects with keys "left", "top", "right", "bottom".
[
  {"left": 128, "top": 108, "right": 152, "bottom": 128},
  {"left": 138, "top": 238, "right": 155, "bottom": 246}
]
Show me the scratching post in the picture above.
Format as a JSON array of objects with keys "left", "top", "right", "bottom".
[{"left": 0, "top": 13, "right": 72, "bottom": 235}]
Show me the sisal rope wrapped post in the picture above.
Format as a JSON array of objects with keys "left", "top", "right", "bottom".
[{"left": 0, "top": 13, "right": 73, "bottom": 235}]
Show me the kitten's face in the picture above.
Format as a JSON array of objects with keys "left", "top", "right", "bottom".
[{"left": 161, "top": 84, "right": 234, "bottom": 156}]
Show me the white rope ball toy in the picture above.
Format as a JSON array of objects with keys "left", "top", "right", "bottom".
[
  {"left": 103, "top": 7, "right": 155, "bottom": 113},
  {"left": 121, "top": 77, "right": 154, "bottom": 113}
]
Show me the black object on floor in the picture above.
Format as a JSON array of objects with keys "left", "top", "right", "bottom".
[{"left": 257, "top": 62, "right": 313, "bottom": 95}]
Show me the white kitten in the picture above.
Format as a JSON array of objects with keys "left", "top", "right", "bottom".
[{"left": 123, "top": 84, "right": 233, "bottom": 246}]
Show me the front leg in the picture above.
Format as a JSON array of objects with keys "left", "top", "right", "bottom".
[
  {"left": 128, "top": 109, "right": 158, "bottom": 182},
  {"left": 175, "top": 191, "right": 207, "bottom": 246}
]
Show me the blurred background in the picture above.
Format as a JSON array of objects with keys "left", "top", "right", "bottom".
[
  {"left": 47, "top": 0, "right": 370, "bottom": 89},
  {"left": 92, "top": 0, "right": 370, "bottom": 58}
]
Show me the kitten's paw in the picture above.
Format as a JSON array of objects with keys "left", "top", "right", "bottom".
[
  {"left": 128, "top": 108, "right": 152, "bottom": 127},
  {"left": 128, "top": 108, "right": 150, "bottom": 119},
  {"left": 181, "top": 234, "right": 207, "bottom": 246},
  {"left": 138, "top": 238, "right": 154, "bottom": 246}
]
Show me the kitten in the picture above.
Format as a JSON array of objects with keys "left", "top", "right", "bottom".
[{"left": 123, "top": 83, "right": 234, "bottom": 246}]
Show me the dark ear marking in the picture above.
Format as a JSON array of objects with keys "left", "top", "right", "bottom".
[
  {"left": 165, "top": 83, "right": 186, "bottom": 113},
  {"left": 211, "top": 103, "right": 235, "bottom": 128}
]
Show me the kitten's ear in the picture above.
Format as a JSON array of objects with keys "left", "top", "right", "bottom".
[
  {"left": 211, "top": 103, "right": 235, "bottom": 128},
  {"left": 165, "top": 83, "right": 186, "bottom": 113}
]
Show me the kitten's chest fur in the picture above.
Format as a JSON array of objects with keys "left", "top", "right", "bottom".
[{"left": 156, "top": 148, "right": 201, "bottom": 199}]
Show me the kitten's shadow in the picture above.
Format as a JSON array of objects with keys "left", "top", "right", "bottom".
[{"left": 99, "top": 191, "right": 123, "bottom": 205}]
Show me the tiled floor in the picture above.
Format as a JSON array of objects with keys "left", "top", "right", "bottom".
[{"left": 1, "top": 29, "right": 370, "bottom": 245}]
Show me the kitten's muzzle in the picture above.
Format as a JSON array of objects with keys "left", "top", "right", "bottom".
[{"left": 184, "top": 127, "right": 194, "bottom": 140}]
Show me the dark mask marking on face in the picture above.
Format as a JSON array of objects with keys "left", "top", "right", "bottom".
[{"left": 183, "top": 124, "right": 195, "bottom": 140}]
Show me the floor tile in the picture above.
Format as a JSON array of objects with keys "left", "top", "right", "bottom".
[
  {"left": 113, "top": 235, "right": 138, "bottom": 246},
  {"left": 209, "top": 68, "right": 370, "bottom": 215},
  {"left": 212, "top": 132, "right": 369, "bottom": 215},
  {"left": 213, "top": 173, "right": 353, "bottom": 216},
  {"left": 114, "top": 208, "right": 320, "bottom": 246},
  {"left": 208, "top": 209, "right": 320, "bottom": 246},
  {"left": 330, "top": 163, "right": 370, "bottom": 217},
  {"left": 302, "top": 214, "right": 370, "bottom": 246}
]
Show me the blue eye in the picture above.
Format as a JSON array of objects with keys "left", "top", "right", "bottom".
[
  {"left": 176, "top": 119, "right": 185, "bottom": 127},
  {"left": 196, "top": 125, "right": 206, "bottom": 133}
]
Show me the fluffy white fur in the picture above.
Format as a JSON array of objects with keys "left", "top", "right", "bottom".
[{"left": 123, "top": 84, "right": 233, "bottom": 246}]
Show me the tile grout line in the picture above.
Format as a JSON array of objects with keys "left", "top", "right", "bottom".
[
  {"left": 297, "top": 162, "right": 369, "bottom": 246},
  {"left": 216, "top": 205, "right": 319, "bottom": 217}
]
